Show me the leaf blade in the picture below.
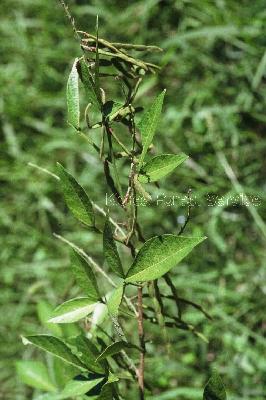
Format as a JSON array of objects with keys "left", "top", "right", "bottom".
[
  {"left": 22, "top": 335, "right": 86, "bottom": 370},
  {"left": 48, "top": 297, "right": 97, "bottom": 324},
  {"left": 16, "top": 361, "right": 57, "bottom": 392},
  {"left": 67, "top": 335, "right": 107, "bottom": 374},
  {"left": 106, "top": 285, "right": 124, "bottom": 317},
  {"left": 61, "top": 378, "right": 104, "bottom": 399},
  {"left": 203, "top": 371, "right": 227, "bottom": 400},
  {"left": 71, "top": 250, "right": 100, "bottom": 301},
  {"left": 103, "top": 218, "right": 124, "bottom": 278},
  {"left": 96, "top": 341, "right": 136, "bottom": 362},
  {"left": 138, "top": 90, "right": 166, "bottom": 168},
  {"left": 77, "top": 58, "right": 101, "bottom": 110},
  {"left": 57, "top": 163, "right": 95, "bottom": 227},
  {"left": 126, "top": 235, "right": 206, "bottom": 283},
  {"left": 138, "top": 153, "right": 188, "bottom": 183},
  {"left": 67, "top": 59, "right": 80, "bottom": 129}
]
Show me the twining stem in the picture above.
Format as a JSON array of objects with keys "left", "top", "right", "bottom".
[{"left": 137, "top": 286, "right": 145, "bottom": 400}]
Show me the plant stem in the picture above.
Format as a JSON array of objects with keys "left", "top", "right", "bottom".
[{"left": 137, "top": 286, "right": 145, "bottom": 400}]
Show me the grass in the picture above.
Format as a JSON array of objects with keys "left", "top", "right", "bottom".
[{"left": 1, "top": 0, "right": 266, "bottom": 399}]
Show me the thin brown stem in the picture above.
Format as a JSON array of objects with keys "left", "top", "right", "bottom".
[{"left": 137, "top": 286, "right": 145, "bottom": 400}]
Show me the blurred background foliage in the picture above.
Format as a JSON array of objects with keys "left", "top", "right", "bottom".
[{"left": 1, "top": 0, "right": 266, "bottom": 399}]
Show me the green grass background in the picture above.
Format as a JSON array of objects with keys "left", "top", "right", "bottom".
[{"left": 1, "top": 0, "right": 266, "bottom": 399}]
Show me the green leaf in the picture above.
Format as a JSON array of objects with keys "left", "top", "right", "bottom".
[
  {"left": 67, "top": 335, "right": 107, "bottom": 374},
  {"left": 138, "top": 153, "right": 188, "bottom": 183},
  {"left": 22, "top": 335, "right": 86, "bottom": 371},
  {"left": 203, "top": 371, "right": 227, "bottom": 400},
  {"left": 71, "top": 250, "right": 100, "bottom": 301},
  {"left": 102, "top": 100, "right": 123, "bottom": 120},
  {"left": 77, "top": 58, "right": 101, "bottom": 109},
  {"left": 98, "top": 382, "right": 114, "bottom": 400},
  {"left": 16, "top": 360, "right": 57, "bottom": 392},
  {"left": 103, "top": 218, "right": 124, "bottom": 277},
  {"left": 57, "top": 163, "right": 95, "bottom": 227},
  {"left": 126, "top": 235, "right": 206, "bottom": 283},
  {"left": 48, "top": 297, "right": 97, "bottom": 324},
  {"left": 96, "top": 341, "right": 136, "bottom": 362},
  {"left": 37, "top": 301, "right": 63, "bottom": 337},
  {"left": 67, "top": 59, "right": 80, "bottom": 129},
  {"left": 106, "top": 285, "right": 124, "bottom": 317},
  {"left": 61, "top": 378, "right": 103, "bottom": 399},
  {"left": 90, "top": 302, "right": 108, "bottom": 331},
  {"left": 138, "top": 90, "right": 166, "bottom": 168}
]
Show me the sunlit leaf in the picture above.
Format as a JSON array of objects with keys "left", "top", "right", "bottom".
[
  {"left": 67, "top": 59, "right": 80, "bottom": 129},
  {"left": 22, "top": 335, "right": 86, "bottom": 370},
  {"left": 126, "top": 235, "right": 206, "bottom": 283},
  {"left": 138, "top": 90, "right": 166, "bottom": 168},
  {"left": 48, "top": 297, "right": 97, "bottom": 324},
  {"left": 106, "top": 285, "right": 124, "bottom": 317},
  {"left": 16, "top": 361, "right": 57, "bottom": 392},
  {"left": 71, "top": 250, "right": 100, "bottom": 301},
  {"left": 57, "top": 163, "right": 95, "bottom": 227},
  {"left": 103, "top": 218, "right": 124, "bottom": 278},
  {"left": 203, "top": 371, "right": 227, "bottom": 400},
  {"left": 138, "top": 153, "right": 188, "bottom": 183}
]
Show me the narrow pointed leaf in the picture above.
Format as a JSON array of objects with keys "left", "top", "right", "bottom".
[
  {"left": 57, "top": 163, "right": 95, "bottom": 227},
  {"left": 77, "top": 58, "right": 101, "bottom": 110},
  {"left": 22, "top": 335, "right": 86, "bottom": 370},
  {"left": 67, "top": 59, "right": 80, "bottom": 129},
  {"left": 61, "top": 378, "right": 103, "bottom": 398},
  {"left": 138, "top": 153, "right": 188, "bottom": 183},
  {"left": 138, "top": 90, "right": 166, "bottom": 168},
  {"left": 71, "top": 250, "right": 100, "bottom": 301},
  {"left": 203, "top": 371, "right": 227, "bottom": 400},
  {"left": 48, "top": 297, "right": 97, "bottom": 324},
  {"left": 67, "top": 335, "right": 107, "bottom": 374},
  {"left": 106, "top": 285, "right": 124, "bottom": 317},
  {"left": 103, "top": 218, "right": 124, "bottom": 277},
  {"left": 203, "top": 371, "right": 226, "bottom": 400},
  {"left": 96, "top": 341, "right": 137, "bottom": 362},
  {"left": 16, "top": 361, "right": 57, "bottom": 392},
  {"left": 98, "top": 382, "right": 114, "bottom": 400},
  {"left": 126, "top": 235, "right": 206, "bottom": 283}
]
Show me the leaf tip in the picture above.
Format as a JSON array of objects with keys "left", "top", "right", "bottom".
[{"left": 21, "top": 335, "right": 30, "bottom": 346}]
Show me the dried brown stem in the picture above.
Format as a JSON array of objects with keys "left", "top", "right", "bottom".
[{"left": 137, "top": 286, "right": 145, "bottom": 400}]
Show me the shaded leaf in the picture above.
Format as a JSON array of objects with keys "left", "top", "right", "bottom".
[
  {"left": 106, "top": 285, "right": 124, "bottom": 317},
  {"left": 126, "top": 235, "right": 206, "bottom": 283},
  {"left": 96, "top": 341, "right": 137, "bottom": 362},
  {"left": 71, "top": 250, "right": 100, "bottom": 301},
  {"left": 77, "top": 58, "right": 101, "bottom": 109},
  {"left": 138, "top": 153, "right": 188, "bottom": 183},
  {"left": 22, "top": 335, "right": 86, "bottom": 370},
  {"left": 16, "top": 360, "right": 57, "bottom": 392},
  {"left": 57, "top": 163, "right": 95, "bottom": 227},
  {"left": 67, "top": 335, "right": 107, "bottom": 374},
  {"left": 61, "top": 378, "right": 103, "bottom": 398},
  {"left": 102, "top": 100, "right": 123, "bottom": 120},
  {"left": 103, "top": 218, "right": 124, "bottom": 277},
  {"left": 98, "top": 382, "right": 114, "bottom": 400},
  {"left": 203, "top": 371, "right": 227, "bottom": 400},
  {"left": 48, "top": 297, "right": 97, "bottom": 324},
  {"left": 138, "top": 90, "right": 166, "bottom": 168},
  {"left": 67, "top": 59, "right": 80, "bottom": 129}
]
